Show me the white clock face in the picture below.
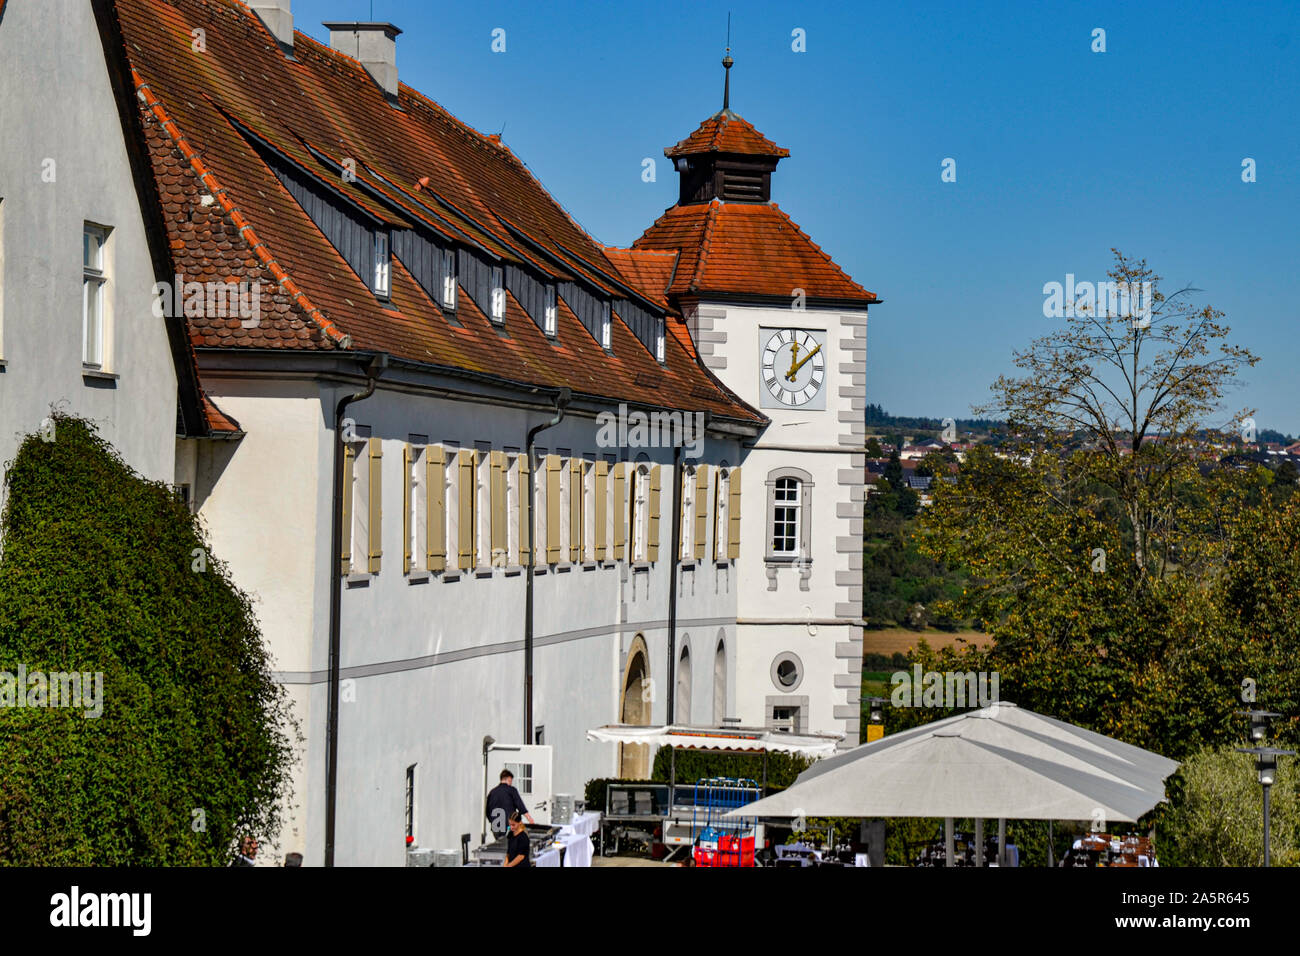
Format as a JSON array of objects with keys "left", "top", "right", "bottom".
[{"left": 760, "top": 328, "right": 826, "bottom": 408}]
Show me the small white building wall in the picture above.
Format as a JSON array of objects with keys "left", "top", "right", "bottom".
[{"left": 0, "top": 0, "right": 178, "bottom": 497}]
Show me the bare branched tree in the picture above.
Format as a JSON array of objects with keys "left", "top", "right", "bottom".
[{"left": 978, "top": 250, "right": 1258, "bottom": 578}]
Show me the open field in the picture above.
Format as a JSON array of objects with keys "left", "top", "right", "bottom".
[{"left": 862, "top": 627, "right": 991, "bottom": 657}]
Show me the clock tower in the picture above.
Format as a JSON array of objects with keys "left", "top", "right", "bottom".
[{"left": 616, "top": 54, "right": 878, "bottom": 747}]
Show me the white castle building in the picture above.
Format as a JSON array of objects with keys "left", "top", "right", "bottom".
[{"left": 0, "top": 0, "right": 877, "bottom": 865}]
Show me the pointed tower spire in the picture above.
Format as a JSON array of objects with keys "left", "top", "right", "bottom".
[{"left": 722, "top": 49, "right": 733, "bottom": 111}]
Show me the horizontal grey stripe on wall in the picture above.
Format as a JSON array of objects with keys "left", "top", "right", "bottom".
[{"left": 272, "top": 615, "right": 734, "bottom": 685}]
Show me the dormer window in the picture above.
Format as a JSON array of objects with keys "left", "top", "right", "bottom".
[
  {"left": 490, "top": 266, "right": 505, "bottom": 323},
  {"left": 600, "top": 301, "right": 611, "bottom": 350},
  {"left": 373, "top": 232, "right": 390, "bottom": 297},
  {"left": 544, "top": 285, "right": 557, "bottom": 337},
  {"left": 441, "top": 249, "right": 457, "bottom": 310}
]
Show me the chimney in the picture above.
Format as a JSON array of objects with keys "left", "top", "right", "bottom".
[
  {"left": 324, "top": 22, "right": 402, "bottom": 103},
  {"left": 248, "top": 0, "right": 294, "bottom": 55}
]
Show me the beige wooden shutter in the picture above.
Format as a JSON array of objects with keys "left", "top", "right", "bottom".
[
  {"left": 727, "top": 466, "right": 741, "bottom": 559},
  {"left": 647, "top": 464, "right": 662, "bottom": 562},
  {"left": 545, "top": 454, "right": 562, "bottom": 563},
  {"left": 427, "top": 446, "right": 446, "bottom": 571},
  {"left": 569, "top": 458, "right": 583, "bottom": 561},
  {"left": 594, "top": 460, "right": 608, "bottom": 560},
  {"left": 613, "top": 463, "right": 626, "bottom": 560},
  {"left": 693, "top": 463, "right": 709, "bottom": 560},
  {"left": 341, "top": 442, "right": 355, "bottom": 574},
  {"left": 458, "top": 449, "right": 475, "bottom": 569},
  {"left": 490, "top": 450, "right": 507, "bottom": 563},
  {"left": 403, "top": 444, "right": 412, "bottom": 573},
  {"left": 518, "top": 454, "right": 532, "bottom": 566},
  {"left": 367, "top": 436, "right": 383, "bottom": 573}
]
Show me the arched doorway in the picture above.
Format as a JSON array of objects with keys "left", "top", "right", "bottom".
[{"left": 618, "top": 636, "right": 651, "bottom": 779}]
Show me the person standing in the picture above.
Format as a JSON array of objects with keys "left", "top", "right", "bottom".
[
  {"left": 486, "top": 769, "right": 533, "bottom": 838},
  {"left": 504, "top": 812, "right": 531, "bottom": 868}
]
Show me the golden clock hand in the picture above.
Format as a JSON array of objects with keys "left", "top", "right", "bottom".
[
  {"left": 785, "top": 343, "right": 822, "bottom": 381},
  {"left": 787, "top": 341, "right": 800, "bottom": 378}
]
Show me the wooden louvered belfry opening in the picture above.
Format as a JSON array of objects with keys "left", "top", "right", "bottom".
[{"left": 677, "top": 154, "right": 778, "bottom": 205}]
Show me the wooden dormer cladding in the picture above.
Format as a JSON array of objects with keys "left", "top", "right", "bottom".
[{"left": 676, "top": 152, "right": 779, "bottom": 205}]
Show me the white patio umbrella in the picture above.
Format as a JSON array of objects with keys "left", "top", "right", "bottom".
[{"left": 727, "top": 703, "right": 1179, "bottom": 824}]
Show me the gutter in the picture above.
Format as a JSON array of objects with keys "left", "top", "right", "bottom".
[
  {"left": 523, "top": 387, "right": 571, "bottom": 742},
  {"left": 324, "top": 352, "right": 387, "bottom": 866}
]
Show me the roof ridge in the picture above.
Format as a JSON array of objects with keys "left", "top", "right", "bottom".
[
  {"left": 133, "top": 69, "right": 351, "bottom": 349},
  {"left": 691, "top": 200, "right": 722, "bottom": 292}
]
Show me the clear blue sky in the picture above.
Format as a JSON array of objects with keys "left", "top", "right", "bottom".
[{"left": 293, "top": 0, "right": 1300, "bottom": 436}]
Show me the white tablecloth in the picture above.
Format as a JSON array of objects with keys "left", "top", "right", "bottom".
[
  {"left": 558, "top": 832, "right": 593, "bottom": 868},
  {"left": 534, "top": 846, "right": 561, "bottom": 868},
  {"left": 555, "top": 811, "right": 600, "bottom": 867},
  {"left": 560, "top": 811, "right": 601, "bottom": 839}
]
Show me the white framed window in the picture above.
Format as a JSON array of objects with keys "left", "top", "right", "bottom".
[
  {"left": 506, "top": 449, "right": 521, "bottom": 566},
  {"left": 533, "top": 447, "right": 547, "bottom": 566},
  {"left": 407, "top": 442, "right": 427, "bottom": 573},
  {"left": 476, "top": 442, "right": 492, "bottom": 567},
  {"left": 600, "top": 301, "right": 611, "bottom": 349},
  {"left": 373, "top": 232, "right": 390, "bottom": 297},
  {"left": 544, "top": 285, "right": 557, "bottom": 337},
  {"left": 444, "top": 441, "right": 463, "bottom": 569},
  {"left": 583, "top": 458, "right": 596, "bottom": 561},
  {"left": 715, "top": 466, "right": 730, "bottom": 559},
  {"left": 82, "top": 223, "right": 110, "bottom": 368},
  {"left": 632, "top": 462, "right": 650, "bottom": 561},
  {"left": 441, "top": 249, "right": 458, "bottom": 310},
  {"left": 655, "top": 318, "right": 665, "bottom": 363},
  {"left": 490, "top": 266, "right": 506, "bottom": 322},
  {"left": 557, "top": 449, "right": 572, "bottom": 559},
  {"left": 680, "top": 466, "right": 696, "bottom": 560},
  {"left": 347, "top": 437, "right": 370, "bottom": 571},
  {"left": 772, "top": 477, "right": 800, "bottom": 555}
]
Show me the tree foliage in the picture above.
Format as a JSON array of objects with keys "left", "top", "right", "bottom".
[{"left": 0, "top": 416, "right": 296, "bottom": 865}]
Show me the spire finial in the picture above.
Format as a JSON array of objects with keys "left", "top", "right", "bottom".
[{"left": 721, "top": 13, "right": 733, "bottom": 111}]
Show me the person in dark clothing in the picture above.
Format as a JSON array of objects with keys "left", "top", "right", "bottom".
[
  {"left": 486, "top": 769, "right": 533, "bottom": 837},
  {"left": 504, "top": 812, "right": 531, "bottom": 867}
]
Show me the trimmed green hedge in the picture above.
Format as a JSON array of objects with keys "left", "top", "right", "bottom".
[{"left": 0, "top": 415, "right": 296, "bottom": 865}]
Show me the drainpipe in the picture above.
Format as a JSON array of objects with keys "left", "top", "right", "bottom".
[
  {"left": 325, "top": 353, "right": 386, "bottom": 867},
  {"left": 524, "top": 387, "right": 570, "bottom": 743},
  {"left": 666, "top": 411, "right": 708, "bottom": 726},
  {"left": 666, "top": 443, "right": 682, "bottom": 725}
]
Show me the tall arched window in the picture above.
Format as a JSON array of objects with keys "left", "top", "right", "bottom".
[
  {"left": 712, "top": 638, "right": 726, "bottom": 725},
  {"left": 765, "top": 467, "right": 814, "bottom": 589},
  {"left": 677, "top": 644, "right": 692, "bottom": 725}
]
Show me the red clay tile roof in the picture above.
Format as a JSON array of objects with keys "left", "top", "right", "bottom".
[
  {"left": 665, "top": 110, "right": 790, "bottom": 159},
  {"left": 632, "top": 200, "right": 877, "bottom": 304},
  {"left": 600, "top": 247, "right": 678, "bottom": 311},
  {"left": 202, "top": 393, "right": 242, "bottom": 434},
  {"left": 99, "top": 0, "right": 761, "bottom": 424}
]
